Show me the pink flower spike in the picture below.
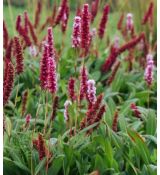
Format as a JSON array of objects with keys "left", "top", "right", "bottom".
[
  {"left": 47, "top": 57, "right": 57, "bottom": 94},
  {"left": 126, "top": 13, "right": 134, "bottom": 32},
  {"left": 72, "top": 16, "right": 81, "bottom": 48},
  {"left": 87, "top": 79, "right": 96, "bottom": 104},
  {"left": 144, "top": 54, "right": 154, "bottom": 87},
  {"left": 29, "top": 45, "right": 37, "bottom": 57},
  {"left": 64, "top": 100, "right": 72, "bottom": 121}
]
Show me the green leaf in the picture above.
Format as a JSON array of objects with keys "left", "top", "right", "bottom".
[
  {"left": 48, "top": 155, "right": 64, "bottom": 175},
  {"left": 145, "top": 110, "right": 156, "bottom": 135},
  {"left": 35, "top": 158, "right": 47, "bottom": 175},
  {"left": 127, "top": 129, "right": 151, "bottom": 164},
  {"left": 5, "top": 117, "right": 12, "bottom": 137}
]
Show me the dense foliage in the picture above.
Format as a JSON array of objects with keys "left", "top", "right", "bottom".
[{"left": 3, "top": 0, "right": 157, "bottom": 175}]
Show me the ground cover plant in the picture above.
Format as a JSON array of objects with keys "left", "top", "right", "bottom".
[{"left": 3, "top": 0, "right": 157, "bottom": 174}]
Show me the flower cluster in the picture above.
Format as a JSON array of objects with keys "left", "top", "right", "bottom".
[
  {"left": 40, "top": 28, "right": 57, "bottom": 93},
  {"left": 80, "top": 94, "right": 106, "bottom": 131}
]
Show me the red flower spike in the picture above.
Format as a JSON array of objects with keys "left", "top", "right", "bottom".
[
  {"left": 55, "top": 0, "right": 67, "bottom": 25},
  {"left": 40, "top": 44, "right": 49, "bottom": 90},
  {"left": 18, "top": 27, "right": 32, "bottom": 47},
  {"left": 117, "top": 13, "right": 124, "bottom": 30},
  {"left": 34, "top": 0, "right": 42, "bottom": 28},
  {"left": 112, "top": 110, "right": 119, "bottom": 132},
  {"left": 47, "top": 57, "right": 57, "bottom": 94},
  {"left": 21, "top": 90, "right": 28, "bottom": 116},
  {"left": 3, "top": 21, "right": 9, "bottom": 49},
  {"left": 93, "top": 105, "right": 106, "bottom": 123},
  {"left": 130, "top": 103, "right": 141, "bottom": 119},
  {"left": 98, "top": 4, "right": 110, "bottom": 39},
  {"left": 24, "top": 11, "right": 29, "bottom": 34},
  {"left": 91, "top": 0, "right": 99, "bottom": 23},
  {"left": 101, "top": 45, "right": 118, "bottom": 73},
  {"left": 14, "top": 36, "right": 24, "bottom": 74},
  {"left": 68, "top": 77, "right": 76, "bottom": 102},
  {"left": 76, "top": 6, "right": 81, "bottom": 17},
  {"left": 28, "top": 20, "right": 38, "bottom": 45},
  {"left": 38, "top": 134, "right": 46, "bottom": 160},
  {"left": 118, "top": 32, "right": 145, "bottom": 54},
  {"left": 107, "top": 61, "right": 121, "bottom": 85},
  {"left": 16, "top": 15, "right": 22, "bottom": 32},
  {"left": 47, "top": 27, "right": 56, "bottom": 59},
  {"left": 25, "top": 114, "right": 31, "bottom": 125},
  {"left": 61, "top": 4, "right": 70, "bottom": 33},
  {"left": 81, "top": 4, "right": 90, "bottom": 54},
  {"left": 51, "top": 96, "right": 59, "bottom": 120},
  {"left": 3, "top": 60, "right": 14, "bottom": 106},
  {"left": 80, "top": 66, "right": 88, "bottom": 101},
  {"left": 5, "top": 39, "right": 13, "bottom": 60},
  {"left": 142, "top": 2, "right": 154, "bottom": 25},
  {"left": 86, "top": 94, "right": 103, "bottom": 125}
]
